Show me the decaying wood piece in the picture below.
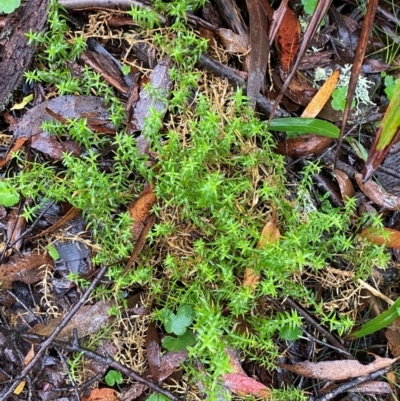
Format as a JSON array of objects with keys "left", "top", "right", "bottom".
[{"left": 0, "top": 0, "right": 49, "bottom": 111}]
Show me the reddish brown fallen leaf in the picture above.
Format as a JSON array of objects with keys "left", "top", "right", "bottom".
[
  {"left": 301, "top": 70, "right": 340, "bottom": 118},
  {"left": 225, "top": 347, "right": 247, "bottom": 375},
  {"left": 0, "top": 250, "right": 53, "bottom": 289},
  {"left": 129, "top": 186, "right": 157, "bottom": 240},
  {"left": 349, "top": 381, "right": 392, "bottom": 394},
  {"left": 7, "top": 205, "right": 26, "bottom": 251},
  {"left": 360, "top": 227, "right": 400, "bottom": 249},
  {"left": 13, "top": 345, "right": 35, "bottom": 395},
  {"left": 217, "top": 28, "right": 248, "bottom": 53},
  {"left": 146, "top": 321, "right": 161, "bottom": 382},
  {"left": 82, "top": 388, "right": 118, "bottom": 401},
  {"left": 335, "top": 170, "right": 355, "bottom": 201},
  {"left": 355, "top": 173, "right": 400, "bottom": 210},
  {"left": 279, "top": 356, "right": 398, "bottom": 381},
  {"left": 0, "top": 137, "right": 27, "bottom": 167},
  {"left": 274, "top": 3, "right": 300, "bottom": 73},
  {"left": 276, "top": 135, "right": 333, "bottom": 158},
  {"left": 29, "top": 300, "right": 113, "bottom": 342},
  {"left": 223, "top": 373, "right": 271, "bottom": 398},
  {"left": 243, "top": 210, "right": 280, "bottom": 290},
  {"left": 157, "top": 350, "right": 188, "bottom": 382}
]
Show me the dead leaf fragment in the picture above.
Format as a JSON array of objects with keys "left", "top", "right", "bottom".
[
  {"left": 355, "top": 173, "right": 400, "bottom": 210},
  {"left": 217, "top": 28, "right": 248, "bottom": 53},
  {"left": 335, "top": 170, "right": 355, "bottom": 201},
  {"left": 0, "top": 250, "right": 53, "bottom": 289},
  {"left": 82, "top": 388, "right": 119, "bottom": 401},
  {"left": 302, "top": 70, "right": 340, "bottom": 118},
  {"left": 0, "top": 137, "right": 27, "bottom": 167},
  {"left": 29, "top": 300, "right": 113, "bottom": 342},
  {"left": 276, "top": 135, "right": 333, "bottom": 158},
  {"left": 279, "top": 356, "right": 398, "bottom": 381},
  {"left": 129, "top": 186, "right": 157, "bottom": 240},
  {"left": 223, "top": 373, "right": 271, "bottom": 398},
  {"left": 361, "top": 227, "right": 400, "bottom": 249}
]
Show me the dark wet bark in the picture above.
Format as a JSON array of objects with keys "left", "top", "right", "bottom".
[{"left": 0, "top": 0, "right": 49, "bottom": 111}]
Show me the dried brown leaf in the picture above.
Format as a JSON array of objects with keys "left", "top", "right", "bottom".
[
  {"left": 82, "top": 388, "right": 119, "bottom": 401},
  {"left": 276, "top": 135, "right": 333, "bottom": 158},
  {"left": 217, "top": 28, "right": 248, "bottom": 53},
  {"left": 223, "top": 373, "right": 271, "bottom": 398},
  {"left": 0, "top": 250, "right": 53, "bottom": 289},
  {"left": 355, "top": 173, "right": 400, "bottom": 209},
  {"left": 361, "top": 227, "right": 400, "bottom": 249},
  {"left": 279, "top": 356, "right": 398, "bottom": 381},
  {"left": 129, "top": 186, "right": 157, "bottom": 240},
  {"left": 29, "top": 300, "right": 113, "bottom": 342},
  {"left": 335, "top": 170, "right": 355, "bottom": 201}
]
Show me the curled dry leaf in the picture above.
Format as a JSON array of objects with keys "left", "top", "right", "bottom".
[
  {"left": 0, "top": 137, "right": 27, "bottom": 167},
  {"left": 349, "top": 381, "right": 392, "bottom": 394},
  {"left": 355, "top": 173, "right": 400, "bottom": 210},
  {"left": 276, "top": 135, "right": 333, "bottom": 158},
  {"left": 335, "top": 170, "right": 355, "bottom": 201},
  {"left": 279, "top": 355, "right": 398, "bottom": 381},
  {"left": 360, "top": 227, "right": 400, "bottom": 249},
  {"left": 217, "top": 28, "right": 248, "bottom": 53},
  {"left": 0, "top": 250, "right": 53, "bottom": 289},
  {"left": 223, "top": 373, "right": 271, "bottom": 398},
  {"left": 29, "top": 300, "right": 113, "bottom": 342},
  {"left": 129, "top": 186, "right": 157, "bottom": 240},
  {"left": 385, "top": 317, "right": 400, "bottom": 357}
]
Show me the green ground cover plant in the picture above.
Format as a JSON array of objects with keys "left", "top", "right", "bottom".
[{"left": 4, "top": 0, "right": 391, "bottom": 399}]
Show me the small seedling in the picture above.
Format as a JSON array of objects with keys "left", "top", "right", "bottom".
[
  {"left": 104, "top": 369, "right": 123, "bottom": 386},
  {"left": 0, "top": 181, "right": 20, "bottom": 207},
  {"left": 159, "top": 304, "right": 194, "bottom": 336},
  {"left": 382, "top": 72, "right": 399, "bottom": 101}
]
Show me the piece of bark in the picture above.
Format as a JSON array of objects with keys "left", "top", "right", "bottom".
[{"left": 0, "top": 0, "right": 49, "bottom": 111}]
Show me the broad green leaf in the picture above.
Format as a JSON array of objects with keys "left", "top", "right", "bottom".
[
  {"left": 162, "top": 330, "right": 196, "bottom": 351},
  {"left": 280, "top": 325, "right": 302, "bottom": 341},
  {"left": 352, "top": 297, "right": 400, "bottom": 338},
  {"left": 0, "top": 0, "right": 20, "bottom": 13},
  {"left": 104, "top": 369, "right": 123, "bottom": 386},
  {"left": 146, "top": 395, "right": 170, "bottom": 401},
  {"left": 0, "top": 181, "right": 20, "bottom": 207},
  {"left": 267, "top": 118, "right": 340, "bottom": 138},
  {"left": 46, "top": 245, "right": 60, "bottom": 261},
  {"left": 165, "top": 305, "right": 194, "bottom": 336}
]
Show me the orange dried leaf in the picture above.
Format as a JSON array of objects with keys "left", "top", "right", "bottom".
[
  {"left": 223, "top": 373, "right": 271, "bottom": 398},
  {"left": 82, "top": 388, "right": 119, "bottom": 401},
  {"left": 279, "top": 356, "right": 398, "bottom": 381},
  {"left": 0, "top": 137, "right": 27, "bottom": 167},
  {"left": 361, "top": 227, "right": 400, "bottom": 249},
  {"left": 302, "top": 70, "right": 340, "bottom": 118},
  {"left": 244, "top": 212, "right": 280, "bottom": 289},
  {"left": 129, "top": 186, "right": 157, "bottom": 240}
]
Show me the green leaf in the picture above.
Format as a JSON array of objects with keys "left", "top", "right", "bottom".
[
  {"left": 46, "top": 245, "right": 60, "bottom": 261},
  {"left": 104, "top": 369, "right": 123, "bottom": 386},
  {"left": 121, "top": 65, "right": 131, "bottom": 76},
  {"left": 167, "top": 305, "right": 195, "bottom": 336},
  {"left": 352, "top": 297, "right": 400, "bottom": 338},
  {"left": 0, "top": 0, "right": 20, "bottom": 13},
  {"left": 280, "top": 325, "right": 302, "bottom": 341},
  {"left": 267, "top": 118, "right": 340, "bottom": 138},
  {"left": 146, "top": 395, "right": 170, "bottom": 401},
  {"left": 301, "top": 0, "right": 318, "bottom": 15},
  {"left": 162, "top": 330, "right": 196, "bottom": 351},
  {"left": 0, "top": 181, "right": 20, "bottom": 207}
]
